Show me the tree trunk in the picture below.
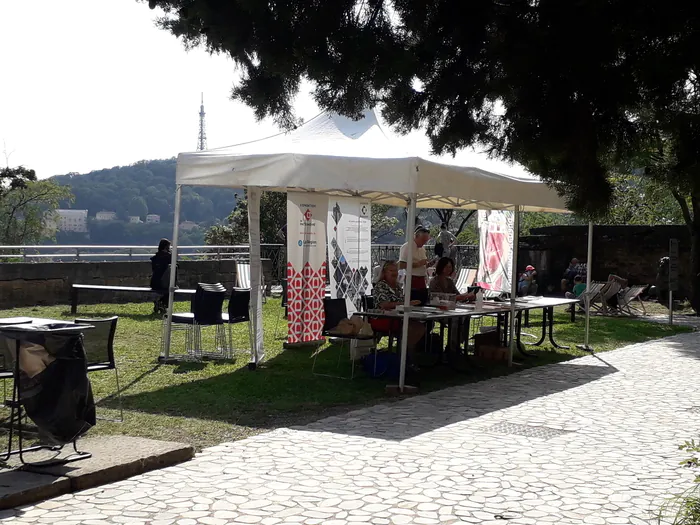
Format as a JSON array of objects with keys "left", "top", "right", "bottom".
[{"left": 691, "top": 194, "right": 700, "bottom": 313}]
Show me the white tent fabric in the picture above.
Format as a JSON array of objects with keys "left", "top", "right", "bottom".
[
  {"left": 165, "top": 108, "right": 572, "bottom": 390},
  {"left": 176, "top": 109, "right": 568, "bottom": 213}
]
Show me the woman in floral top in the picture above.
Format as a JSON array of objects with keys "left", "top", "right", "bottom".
[{"left": 371, "top": 261, "right": 425, "bottom": 355}]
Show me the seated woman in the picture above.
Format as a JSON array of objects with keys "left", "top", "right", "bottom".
[
  {"left": 429, "top": 257, "right": 475, "bottom": 301},
  {"left": 429, "top": 257, "right": 475, "bottom": 351},
  {"left": 517, "top": 265, "right": 538, "bottom": 296},
  {"left": 372, "top": 260, "right": 426, "bottom": 357},
  {"left": 150, "top": 238, "right": 172, "bottom": 314}
]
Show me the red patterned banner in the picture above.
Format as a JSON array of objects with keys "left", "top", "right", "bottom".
[{"left": 286, "top": 192, "right": 328, "bottom": 343}]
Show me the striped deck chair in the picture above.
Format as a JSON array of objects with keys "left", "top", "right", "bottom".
[
  {"left": 455, "top": 268, "right": 478, "bottom": 293},
  {"left": 235, "top": 261, "right": 266, "bottom": 303},
  {"left": 618, "top": 285, "right": 648, "bottom": 316},
  {"left": 580, "top": 281, "right": 604, "bottom": 314},
  {"left": 589, "top": 281, "right": 621, "bottom": 315},
  {"left": 235, "top": 262, "right": 252, "bottom": 289}
]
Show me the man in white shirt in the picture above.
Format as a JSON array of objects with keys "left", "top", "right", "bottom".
[{"left": 399, "top": 225, "right": 432, "bottom": 290}]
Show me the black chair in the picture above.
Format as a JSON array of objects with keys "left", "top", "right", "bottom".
[
  {"left": 170, "top": 283, "right": 228, "bottom": 359},
  {"left": 360, "top": 294, "right": 396, "bottom": 352},
  {"left": 222, "top": 288, "right": 252, "bottom": 357},
  {"left": 312, "top": 298, "right": 374, "bottom": 379},
  {"left": 74, "top": 316, "right": 122, "bottom": 422}
]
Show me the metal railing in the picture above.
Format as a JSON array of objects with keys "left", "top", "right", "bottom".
[
  {"left": 0, "top": 243, "right": 479, "bottom": 282},
  {"left": 0, "top": 244, "right": 282, "bottom": 261}
]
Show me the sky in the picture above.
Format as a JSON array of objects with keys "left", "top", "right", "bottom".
[{"left": 0, "top": 0, "right": 527, "bottom": 179}]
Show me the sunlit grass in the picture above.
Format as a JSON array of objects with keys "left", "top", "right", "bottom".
[{"left": 0, "top": 299, "right": 690, "bottom": 449}]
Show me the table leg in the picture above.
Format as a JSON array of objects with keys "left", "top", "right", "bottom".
[
  {"left": 571, "top": 304, "right": 576, "bottom": 322},
  {"left": 548, "top": 306, "right": 570, "bottom": 349},
  {"left": 515, "top": 311, "right": 537, "bottom": 357},
  {"left": 525, "top": 307, "right": 548, "bottom": 346},
  {"left": 70, "top": 288, "right": 78, "bottom": 315},
  {"left": 524, "top": 309, "right": 530, "bottom": 328}
]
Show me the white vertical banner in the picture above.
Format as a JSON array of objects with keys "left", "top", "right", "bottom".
[
  {"left": 327, "top": 198, "right": 372, "bottom": 314},
  {"left": 476, "top": 210, "right": 514, "bottom": 292},
  {"left": 286, "top": 192, "right": 328, "bottom": 344},
  {"left": 247, "top": 188, "right": 264, "bottom": 364}
]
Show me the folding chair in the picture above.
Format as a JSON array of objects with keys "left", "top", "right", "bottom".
[
  {"left": 455, "top": 268, "right": 478, "bottom": 294},
  {"left": 312, "top": 298, "right": 374, "bottom": 379},
  {"left": 235, "top": 262, "right": 251, "bottom": 289},
  {"left": 618, "top": 285, "right": 648, "bottom": 316},
  {"left": 236, "top": 261, "right": 266, "bottom": 303},
  {"left": 589, "top": 281, "right": 621, "bottom": 315},
  {"left": 74, "top": 316, "right": 122, "bottom": 422},
  {"left": 580, "top": 281, "right": 604, "bottom": 315}
]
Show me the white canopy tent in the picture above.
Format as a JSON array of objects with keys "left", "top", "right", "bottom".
[{"left": 165, "top": 108, "right": 575, "bottom": 389}]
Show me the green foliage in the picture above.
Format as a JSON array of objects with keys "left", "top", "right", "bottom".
[
  {"left": 679, "top": 440, "right": 700, "bottom": 483},
  {"left": 145, "top": 0, "right": 700, "bottom": 219},
  {"left": 76, "top": 219, "right": 204, "bottom": 246},
  {"left": 0, "top": 179, "right": 73, "bottom": 245},
  {"left": 0, "top": 165, "right": 37, "bottom": 198},
  {"left": 654, "top": 441, "right": 700, "bottom": 524},
  {"left": 127, "top": 196, "right": 148, "bottom": 219},
  {"left": 371, "top": 204, "right": 401, "bottom": 242},
  {"left": 606, "top": 174, "right": 686, "bottom": 226},
  {"left": 205, "top": 190, "right": 286, "bottom": 246},
  {"left": 52, "top": 159, "right": 240, "bottom": 224}
]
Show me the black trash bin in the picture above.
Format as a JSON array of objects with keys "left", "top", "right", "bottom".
[{"left": 1, "top": 323, "right": 96, "bottom": 446}]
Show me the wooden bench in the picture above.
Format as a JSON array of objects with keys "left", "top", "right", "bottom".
[{"left": 70, "top": 284, "right": 196, "bottom": 314}]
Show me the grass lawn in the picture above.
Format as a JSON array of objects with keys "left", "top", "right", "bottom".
[{"left": 0, "top": 299, "right": 691, "bottom": 449}]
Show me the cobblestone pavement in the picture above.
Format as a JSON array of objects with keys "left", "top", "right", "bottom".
[{"left": 5, "top": 333, "right": 700, "bottom": 525}]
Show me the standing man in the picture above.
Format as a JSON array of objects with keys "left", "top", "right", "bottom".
[
  {"left": 435, "top": 223, "right": 456, "bottom": 258},
  {"left": 399, "top": 225, "right": 433, "bottom": 291}
]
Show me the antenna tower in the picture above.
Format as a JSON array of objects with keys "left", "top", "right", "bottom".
[{"left": 197, "top": 93, "right": 207, "bottom": 151}]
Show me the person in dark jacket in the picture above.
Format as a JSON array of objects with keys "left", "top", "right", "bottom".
[{"left": 150, "top": 238, "right": 172, "bottom": 314}]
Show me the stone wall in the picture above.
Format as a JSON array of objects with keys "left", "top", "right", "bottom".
[
  {"left": 519, "top": 225, "right": 690, "bottom": 297},
  {"left": 0, "top": 260, "right": 273, "bottom": 309}
]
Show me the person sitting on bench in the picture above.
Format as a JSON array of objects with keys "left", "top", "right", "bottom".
[{"left": 150, "top": 238, "right": 172, "bottom": 314}]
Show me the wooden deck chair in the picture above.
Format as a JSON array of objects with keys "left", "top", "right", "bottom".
[
  {"left": 580, "top": 281, "right": 604, "bottom": 314},
  {"left": 592, "top": 281, "right": 621, "bottom": 314},
  {"left": 618, "top": 285, "right": 648, "bottom": 316},
  {"left": 455, "top": 268, "right": 478, "bottom": 293}
]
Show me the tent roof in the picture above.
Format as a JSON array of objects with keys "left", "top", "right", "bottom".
[{"left": 176, "top": 109, "right": 569, "bottom": 213}]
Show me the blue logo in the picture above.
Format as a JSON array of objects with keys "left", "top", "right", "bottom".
[{"left": 298, "top": 240, "right": 303, "bottom": 246}]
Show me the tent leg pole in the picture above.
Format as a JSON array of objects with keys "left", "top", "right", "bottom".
[
  {"left": 248, "top": 187, "right": 264, "bottom": 368},
  {"left": 508, "top": 206, "right": 520, "bottom": 367},
  {"left": 398, "top": 194, "right": 417, "bottom": 393},
  {"left": 578, "top": 221, "right": 594, "bottom": 352},
  {"left": 161, "top": 184, "right": 182, "bottom": 362}
]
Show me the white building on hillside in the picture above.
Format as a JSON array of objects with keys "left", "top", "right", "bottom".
[
  {"left": 179, "top": 221, "right": 198, "bottom": 231},
  {"left": 146, "top": 214, "right": 160, "bottom": 224},
  {"left": 96, "top": 211, "right": 117, "bottom": 221},
  {"left": 52, "top": 209, "right": 88, "bottom": 232},
  {"left": 128, "top": 216, "right": 142, "bottom": 224}
]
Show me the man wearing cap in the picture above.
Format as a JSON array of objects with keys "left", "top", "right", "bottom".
[
  {"left": 399, "top": 226, "right": 433, "bottom": 290},
  {"left": 518, "top": 265, "right": 538, "bottom": 296}
]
